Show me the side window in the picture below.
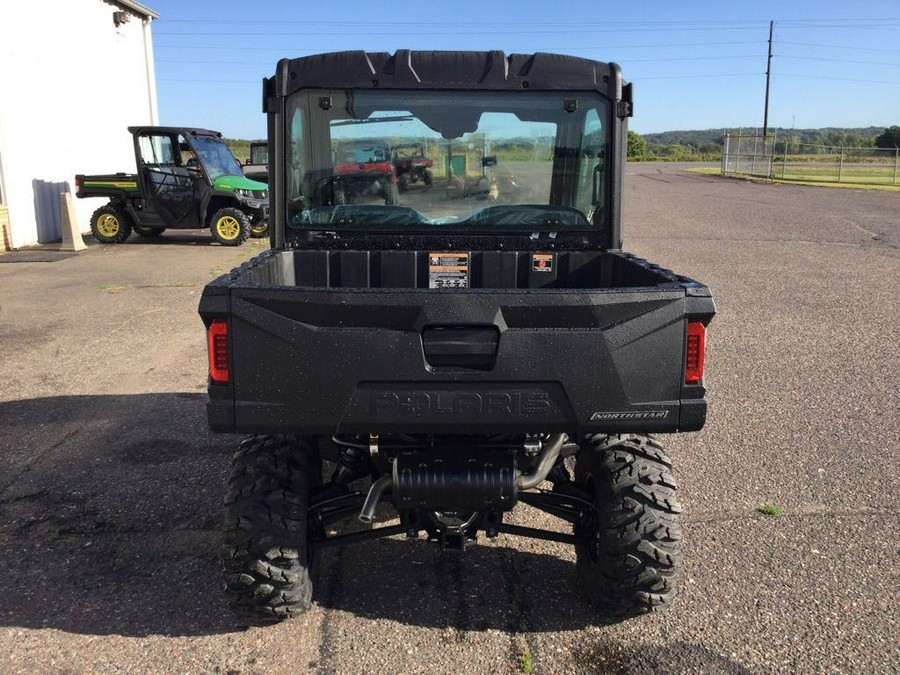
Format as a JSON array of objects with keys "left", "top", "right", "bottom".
[
  {"left": 575, "top": 108, "right": 605, "bottom": 221},
  {"left": 250, "top": 144, "right": 268, "bottom": 165},
  {"left": 289, "top": 104, "right": 306, "bottom": 204},
  {"left": 138, "top": 134, "right": 175, "bottom": 167},
  {"left": 178, "top": 135, "right": 198, "bottom": 168}
]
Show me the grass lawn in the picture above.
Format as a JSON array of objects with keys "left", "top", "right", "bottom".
[{"left": 687, "top": 166, "right": 900, "bottom": 192}]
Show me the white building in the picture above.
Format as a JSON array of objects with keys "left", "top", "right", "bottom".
[{"left": 0, "top": 0, "right": 159, "bottom": 250}]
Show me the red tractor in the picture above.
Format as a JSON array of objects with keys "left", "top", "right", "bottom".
[{"left": 332, "top": 138, "right": 398, "bottom": 204}]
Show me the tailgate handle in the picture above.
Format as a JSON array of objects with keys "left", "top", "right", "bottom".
[{"left": 422, "top": 326, "right": 500, "bottom": 370}]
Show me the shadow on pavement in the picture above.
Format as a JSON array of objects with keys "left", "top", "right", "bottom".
[
  {"left": 0, "top": 393, "right": 666, "bottom": 639},
  {"left": 570, "top": 639, "right": 755, "bottom": 675},
  {"left": 314, "top": 535, "right": 599, "bottom": 633},
  {"left": 0, "top": 393, "right": 239, "bottom": 637},
  {"left": 97, "top": 230, "right": 217, "bottom": 246}
]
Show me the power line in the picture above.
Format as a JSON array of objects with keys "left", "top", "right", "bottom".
[
  {"left": 158, "top": 71, "right": 900, "bottom": 86},
  {"left": 157, "top": 54, "right": 765, "bottom": 67},
  {"left": 777, "top": 73, "right": 900, "bottom": 85},
  {"left": 158, "top": 78, "right": 260, "bottom": 84},
  {"left": 157, "top": 72, "right": 768, "bottom": 85},
  {"left": 152, "top": 39, "right": 766, "bottom": 52},
  {"left": 779, "top": 40, "right": 900, "bottom": 54},
  {"left": 775, "top": 23, "right": 900, "bottom": 31},
  {"left": 157, "top": 17, "right": 900, "bottom": 26},
  {"left": 153, "top": 25, "right": 775, "bottom": 37},
  {"left": 777, "top": 54, "right": 900, "bottom": 67},
  {"left": 158, "top": 72, "right": 767, "bottom": 81},
  {"left": 775, "top": 18, "right": 900, "bottom": 26},
  {"left": 630, "top": 73, "right": 763, "bottom": 81},
  {"left": 157, "top": 18, "right": 772, "bottom": 26}
]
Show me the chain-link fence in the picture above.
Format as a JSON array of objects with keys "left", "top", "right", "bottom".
[
  {"left": 721, "top": 134, "right": 778, "bottom": 179},
  {"left": 722, "top": 134, "right": 900, "bottom": 185}
]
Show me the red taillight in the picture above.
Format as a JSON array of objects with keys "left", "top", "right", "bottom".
[
  {"left": 685, "top": 321, "right": 706, "bottom": 384},
  {"left": 207, "top": 319, "right": 229, "bottom": 384}
]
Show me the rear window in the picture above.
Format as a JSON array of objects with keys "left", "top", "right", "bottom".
[{"left": 285, "top": 88, "right": 611, "bottom": 233}]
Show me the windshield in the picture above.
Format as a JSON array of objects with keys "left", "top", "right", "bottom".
[
  {"left": 192, "top": 136, "right": 243, "bottom": 180},
  {"left": 285, "top": 89, "right": 610, "bottom": 232}
]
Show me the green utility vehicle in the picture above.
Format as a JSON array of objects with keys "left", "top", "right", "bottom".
[{"left": 76, "top": 126, "right": 269, "bottom": 246}]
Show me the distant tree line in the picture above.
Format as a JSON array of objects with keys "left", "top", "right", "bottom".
[
  {"left": 224, "top": 138, "right": 252, "bottom": 163},
  {"left": 227, "top": 126, "right": 900, "bottom": 166},
  {"left": 875, "top": 126, "right": 900, "bottom": 149},
  {"left": 627, "top": 126, "right": 895, "bottom": 161}
]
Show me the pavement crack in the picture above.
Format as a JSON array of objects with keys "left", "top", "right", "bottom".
[
  {"left": 315, "top": 545, "right": 347, "bottom": 675},
  {"left": 0, "top": 489, "right": 45, "bottom": 505},
  {"left": 628, "top": 233, "right": 898, "bottom": 250},
  {"left": 683, "top": 507, "right": 898, "bottom": 525},
  {"left": 107, "top": 307, "right": 166, "bottom": 336},
  {"left": 501, "top": 547, "right": 538, "bottom": 674},
  {"left": 0, "top": 427, "right": 80, "bottom": 498}
]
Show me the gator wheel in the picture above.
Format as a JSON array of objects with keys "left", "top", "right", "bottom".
[
  {"left": 249, "top": 219, "right": 269, "bottom": 238},
  {"left": 133, "top": 224, "right": 166, "bottom": 237},
  {"left": 210, "top": 207, "right": 250, "bottom": 246},
  {"left": 89, "top": 204, "right": 132, "bottom": 243},
  {"left": 222, "top": 434, "right": 321, "bottom": 625},
  {"left": 574, "top": 434, "right": 682, "bottom": 621}
]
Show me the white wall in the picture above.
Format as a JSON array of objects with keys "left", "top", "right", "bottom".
[{"left": 0, "top": 1, "right": 158, "bottom": 248}]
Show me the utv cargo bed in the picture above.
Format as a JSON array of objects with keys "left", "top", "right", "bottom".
[{"left": 200, "top": 247, "right": 712, "bottom": 435}]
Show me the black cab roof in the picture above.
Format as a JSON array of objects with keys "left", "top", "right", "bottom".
[{"left": 127, "top": 126, "right": 223, "bottom": 138}]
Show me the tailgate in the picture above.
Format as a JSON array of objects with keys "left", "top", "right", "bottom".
[
  {"left": 201, "top": 284, "right": 713, "bottom": 435},
  {"left": 75, "top": 173, "right": 139, "bottom": 199}
]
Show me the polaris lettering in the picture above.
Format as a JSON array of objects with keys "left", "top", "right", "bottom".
[{"left": 371, "top": 391, "right": 552, "bottom": 417}]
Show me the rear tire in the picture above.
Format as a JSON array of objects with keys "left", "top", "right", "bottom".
[
  {"left": 89, "top": 204, "right": 132, "bottom": 243},
  {"left": 210, "top": 207, "right": 250, "bottom": 246},
  {"left": 574, "top": 434, "right": 682, "bottom": 621},
  {"left": 222, "top": 434, "right": 321, "bottom": 625}
]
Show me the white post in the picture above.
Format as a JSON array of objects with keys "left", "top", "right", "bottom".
[
  {"left": 59, "top": 192, "right": 86, "bottom": 252},
  {"left": 769, "top": 130, "right": 777, "bottom": 179},
  {"left": 782, "top": 138, "right": 788, "bottom": 179},
  {"left": 722, "top": 134, "right": 730, "bottom": 174}
]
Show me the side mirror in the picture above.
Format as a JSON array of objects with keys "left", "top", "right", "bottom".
[{"left": 482, "top": 156, "right": 498, "bottom": 167}]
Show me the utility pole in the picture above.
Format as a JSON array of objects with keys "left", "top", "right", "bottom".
[{"left": 763, "top": 20, "right": 774, "bottom": 138}]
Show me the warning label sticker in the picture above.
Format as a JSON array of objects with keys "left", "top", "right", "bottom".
[
  {"left": 429, "top": 252, "right": 469, "bottom": 288},
  {"left": 532, "top": 253, "right": 554, "bottom": 272}
]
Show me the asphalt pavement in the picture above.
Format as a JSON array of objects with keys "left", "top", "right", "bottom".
[{"left": 0, "top": 167, "right": 897, "bottom": 674}]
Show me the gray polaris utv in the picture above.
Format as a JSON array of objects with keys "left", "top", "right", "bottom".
[{"left": 200, "top": 50, "right": 715, "bottom": 625}]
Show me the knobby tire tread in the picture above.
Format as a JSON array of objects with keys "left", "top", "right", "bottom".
[
  {"left": 222, "top": 434, "right": 318, "bottom": 625},
  {"left": 574, "top": 433, "right": 682, "bottom": 621}
]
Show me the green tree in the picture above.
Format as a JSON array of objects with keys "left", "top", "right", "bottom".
[
  {"left": 627, "top": 130, "right": 648, "bottom": 160},
  {"left": 874, "top": 126, "right": 900, "bottom": 149}
]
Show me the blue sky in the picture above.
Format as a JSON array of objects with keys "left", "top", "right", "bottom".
[{"left": 148, "top": 1, "right": 900, "bottom": 138}]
